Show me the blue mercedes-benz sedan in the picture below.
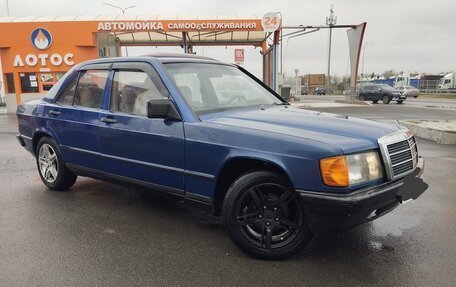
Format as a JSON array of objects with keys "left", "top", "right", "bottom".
[{"left": 16, "top": 54, "right": 427, "bottom": 259}]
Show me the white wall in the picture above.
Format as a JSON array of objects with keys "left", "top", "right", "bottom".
[{"left": 6, "top": 93, "right": 44, "bottom": 114}]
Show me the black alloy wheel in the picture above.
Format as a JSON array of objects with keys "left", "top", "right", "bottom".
[{"left": 222, "top": 171, "right": 312, "bottom": 260}]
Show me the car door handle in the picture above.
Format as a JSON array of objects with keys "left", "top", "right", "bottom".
[
  {"left": 100, "top": 117, "right": 117, "bottom": 124},
  {"left": 49, "top": 109, "right": 61, "bottom": 116}
]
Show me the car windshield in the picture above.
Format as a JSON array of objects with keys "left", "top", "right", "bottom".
[
  {"left": 165, "top": 63, "right": 282, "bottom": 114},
  {"left": 379, "top": 84, "right": 396, "bottom": 91}
]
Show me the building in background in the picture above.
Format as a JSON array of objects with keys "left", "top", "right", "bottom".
[
  {"left": 0, "top": 15, "right": 275, "bottom": 113},
  {"left": 304, "top": 74, "right": 325, "bottom": 94}
]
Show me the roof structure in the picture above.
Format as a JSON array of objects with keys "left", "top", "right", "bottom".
[{"left": 0, "top": 15, "right": 269, "bottom": 47}]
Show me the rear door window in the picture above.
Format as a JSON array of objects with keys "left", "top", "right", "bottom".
[
  {"left": 74, "top": 70, "right": 109, "bottom": 109},
  {"left": 56, "top": 75, "right": 78, "bottom": 105}
]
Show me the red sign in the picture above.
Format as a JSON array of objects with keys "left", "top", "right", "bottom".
[{"left": 234, "top": 49, "right": 244, "bottom": 64}]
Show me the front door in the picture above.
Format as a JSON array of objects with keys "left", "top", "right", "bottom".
[{"left": 98, "top": 62, "right": 185, "bottom": 193}]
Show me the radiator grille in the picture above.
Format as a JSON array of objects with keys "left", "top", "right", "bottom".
[{"left": 386, "top": 136, "right": 418, "bottom": 177}]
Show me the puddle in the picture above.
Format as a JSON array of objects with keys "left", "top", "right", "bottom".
[{"left": 371, "top": 214, "right": 421, "bottom": 237}]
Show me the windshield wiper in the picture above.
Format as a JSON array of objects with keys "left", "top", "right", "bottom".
[{"left": 273, "top": 102, "right": 289, "bottom": 106}]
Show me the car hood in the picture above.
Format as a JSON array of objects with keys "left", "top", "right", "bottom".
[{"left": 199, "top": 106, "right": 401, "bottom": 154}]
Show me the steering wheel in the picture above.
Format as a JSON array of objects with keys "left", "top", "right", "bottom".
[{"left": 224, "top": 95, "right": 247, "bottom": 105}]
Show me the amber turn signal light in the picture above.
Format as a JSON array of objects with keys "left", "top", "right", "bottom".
[{"left": 320, "top": 156, "right": 349, "bottom": 187}]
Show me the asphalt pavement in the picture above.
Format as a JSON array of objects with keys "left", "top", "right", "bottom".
[{"left": 1, "top": 99, "right": 455, "bottom": 286}]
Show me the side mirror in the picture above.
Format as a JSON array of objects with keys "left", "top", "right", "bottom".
[{"left": 147, "top": 98, "right": 181, "bottom": 121}]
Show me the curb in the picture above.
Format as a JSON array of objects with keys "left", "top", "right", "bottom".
[{"left": 403, "top": 120, "right": 456, "bottom": 144}]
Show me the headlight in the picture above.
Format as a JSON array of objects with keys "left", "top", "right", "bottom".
[{"left": 320, "top": 151, "right": 383, "bottom": 187}]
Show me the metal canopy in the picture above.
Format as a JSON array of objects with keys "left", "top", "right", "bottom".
[{"left": 113, "top": 30, "right": 266, "bottom": 47}]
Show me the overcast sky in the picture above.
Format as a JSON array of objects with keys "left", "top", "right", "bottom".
[{"left": 3, "top": 0, "right": 456, "bottom": 78}]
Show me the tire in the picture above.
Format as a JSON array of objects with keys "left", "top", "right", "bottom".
[
  {"left": 222, "top": 171, "right": 312, "bottom": 260},
  {"left": 382, "top": 95, "right": 391, "bottom": 104},
  {"left": 372, "top": 100, "right": 378, "bottom": 104},
  {"left": 359, "top": 95, "right": 365, "bottom": 101},
  {"left": 36, "top": 137, "right": 77, "bottom": 191},
  {"left": 397, "top": 100, "right": 404, "bottom": 104},
  {"left": 414, "top": 96, "right": 418, "bottom": 98}
]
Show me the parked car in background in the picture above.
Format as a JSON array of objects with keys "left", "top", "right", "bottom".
[
  {"left": 358, "top": 84, "right": 406, "bottom": 104},
  {"left": 312, "top": 87, "right": 326, "bottom": 95},
  {"left": 16, "top": 54, "right": 427, "bottom": 260},
  {"left": 396, "top": 85, "right": 419, "bottom": 98}
]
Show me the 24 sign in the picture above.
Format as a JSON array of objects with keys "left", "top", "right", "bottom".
[{"left": 261, "top": 13, "right": 281, "bottom": 32}]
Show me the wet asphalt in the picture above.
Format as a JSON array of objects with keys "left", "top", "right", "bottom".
[{"left": 0, "top": 102, "right": 455, "bottom": 286}]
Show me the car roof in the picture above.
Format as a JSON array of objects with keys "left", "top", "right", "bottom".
[
  {"left": 78, "top": 53, "right": 222, "bottom": 68},
  {"left": 141, "top": 52, "right": 218, "bottom": 61}
]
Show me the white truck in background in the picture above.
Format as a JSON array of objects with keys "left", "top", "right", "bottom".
[
  {"left": 394, "top": 74, "right": 410, "bottom": 88},
  {"left": 438, "top": 72, "right": 456, "bottom": 92}
]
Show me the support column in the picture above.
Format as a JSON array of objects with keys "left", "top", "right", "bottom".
[
  {"left": 14, "top": 71, "right": 21, "bottom": 105},
  {"left": 273, "top": 30, "right": 280, "bottom": 92},
  {"left": 182, "top": 32, "right": 188, "bottom": 54}
]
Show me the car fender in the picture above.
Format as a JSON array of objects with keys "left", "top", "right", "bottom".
[
  {"left": 218, "top": 149, "right": 297, "bottom": 189},
  {"left": 31, "top": 125, "right": 61, "bottom": 152}
]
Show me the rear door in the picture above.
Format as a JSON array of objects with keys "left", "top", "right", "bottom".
[
  {"left": 371, "top": 85, "right": 381, "bottom": 100},
  {"left": 98, "top": 62, "right": 185, "bottom": 193},
  {"left": 45, "top": 65, "right": 110, "bottom": 170},
  {"left": 361, "top": 85, "right": 372, "bottom": 100}
]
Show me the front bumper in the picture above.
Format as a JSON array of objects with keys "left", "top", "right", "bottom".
[
  {"left": 297, "top": 157, "right": 427, "bottom": 236},
  {"left": 392, "top": 95, "right": 407, "bottom": 101}
]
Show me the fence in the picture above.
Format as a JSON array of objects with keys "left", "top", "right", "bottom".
[{"left": 418, "top": 80, "right": 440, "bottom": 93}]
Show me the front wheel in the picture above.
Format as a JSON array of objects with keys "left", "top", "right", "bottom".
[
  {"left": 382, "top": 95, "right": 391, "bottom": 104},
  {"left": 36, "top": 137, "right": 77, "bottom": 191},
  {"left": 222, "top": 171, "right": 312, "bottom": 260}
]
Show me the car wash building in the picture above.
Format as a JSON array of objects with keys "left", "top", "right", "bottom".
[{"left": 0, "top": 15, "right": 281, "bottom": 113}]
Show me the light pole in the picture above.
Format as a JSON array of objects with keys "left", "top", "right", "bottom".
[
  {"left": 325, "top": 4, "right": 337, "bottom": 92},
  {"left": 103, "top": 2, "right": 136, "bottom": 56},
  {"left": 361, "top": 42, "right": 373, "bottom": 82},
  {"left": 6, "top": 0, "right": 10, "bottom": 16}
]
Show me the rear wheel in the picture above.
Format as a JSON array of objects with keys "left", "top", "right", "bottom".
[
  {"left": 372, "top": 100, "right": 378, "bottom": 104},
  {"left": 36, "top": 137, "right": 77, "bottom": 191},
  {"left": 382, "top": 95, "right": 391, "bottom": 104},
  {"left": 222, "top": 171, "right": 312, "bottom": 260},
  {"left": 358, "top": 95, "right": 365, "bottom": 101}
]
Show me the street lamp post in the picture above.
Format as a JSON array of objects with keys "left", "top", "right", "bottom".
[
  {"left": 325, "top": 4, "right": 337, "bottom": 93},
  {"left": 361, "top": 42, "right": 373, "bottom": 83},
  {"left": 103, "top": 2, "right": 136, "bottom": 56}
]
